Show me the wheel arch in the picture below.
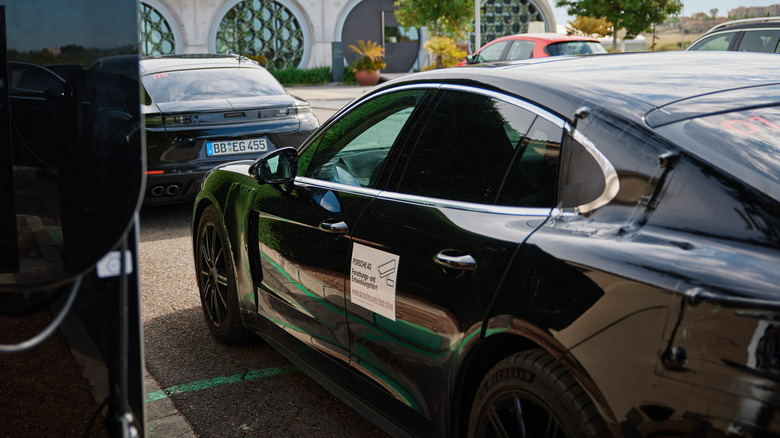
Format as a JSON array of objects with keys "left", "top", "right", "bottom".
[
  {"left": 451, "top": 331, "right": 538, "bottom": 437},
  {"left": 192, "top": 168, "right": 255, "bottom": 263},
  {"left": 192, "top": 174, "right": 258, "bottom": 312},
  {"left": 192, "top": 193, "right": 222, "bottom": 255},
  {"left": 451, "top": 317, "right": 620, "bottom": 437}
]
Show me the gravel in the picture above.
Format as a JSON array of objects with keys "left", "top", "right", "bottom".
[{"left": 138, "top": 203, "right": 198, "bottom": 323}]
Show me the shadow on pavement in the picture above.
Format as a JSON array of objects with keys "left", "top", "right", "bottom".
[{"left": 144, "top": 306, "right": 387, "bottom": 437}]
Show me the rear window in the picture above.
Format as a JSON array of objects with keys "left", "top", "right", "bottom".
[
  {"left": 656, "top": 106, "right": 780, "bottom": 201},
  {"left": 141, "top": 67, "right": 286, "bottom": 103},
  {"left": 545, "top": 41, "right": 606, "bottom": 56}
]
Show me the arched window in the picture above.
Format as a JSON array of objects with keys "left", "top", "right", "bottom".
[
  {"left": 216, "top": 0, "right": 305, "bottom": 70},
  {"left": 473, "top": 0, "right": 548, "bottom": 48},
  {"left": 139, "top": 2, "right": 176, "bottom": 55}
]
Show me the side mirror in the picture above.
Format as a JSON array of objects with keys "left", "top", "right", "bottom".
[
  {"left": 249, "top": 146, "right": 298, "bottom": 184},
  {"left": 466, "top": 55, "right": 476, "bottom": 64}
]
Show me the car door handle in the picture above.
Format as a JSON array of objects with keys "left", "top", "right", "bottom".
[
  {"left": 319, "top": 219, "right": 349, "bottom": 234},
  {"left": 434, "top": 250, "right": 477, "bottom": 272}
]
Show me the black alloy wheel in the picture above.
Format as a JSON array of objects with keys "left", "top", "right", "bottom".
[
  {"left": 468, "top": 349, "right": 610, "bottom": 438},
  {"left": 195, "top": 205, "right": 250, "bottom": 344}
]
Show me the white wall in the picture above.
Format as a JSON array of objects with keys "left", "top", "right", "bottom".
[{"left": 147, "top": 0, "right": 559, "bottom": 68}]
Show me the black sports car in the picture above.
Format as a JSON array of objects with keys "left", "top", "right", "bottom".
[
  {"left": 192, "top": 52, "right": 780, "bottom": 437},
  {"left": 138, "top": 54, "right": 318, "bottom": 205}
]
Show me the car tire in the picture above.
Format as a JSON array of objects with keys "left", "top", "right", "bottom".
[
  {"left": 468, "top": 349, "right": 609, "bottom": 438},
  {"left": 195, "top": 205, "right": 251, "bottom": 344}
]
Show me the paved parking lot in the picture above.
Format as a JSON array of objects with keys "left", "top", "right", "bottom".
[
  {"left": 140, "top": 204, "right": 388, "bottom": 438},
  {"left": 140, "top": 85, "right": 389, "bottom": 437}
]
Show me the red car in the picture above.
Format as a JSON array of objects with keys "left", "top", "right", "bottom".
[{"left": 457, "top": 32, "right": 607, "bottom": 66}]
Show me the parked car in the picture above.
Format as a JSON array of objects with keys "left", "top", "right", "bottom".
[
  {"left": 127, "top": 54, "right": 318, "bottom": 206},
  {"left": 456, "top": 32, "right": 606, "bottom": 66},
  {"left": 686, "top": 16, "right": 780, "bottom": 53},
  {"left": 192, "top": 51, "right": 780, "bottom": 437}
]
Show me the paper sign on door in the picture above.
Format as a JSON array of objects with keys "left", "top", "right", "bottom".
[{"left": 350, "top": 243, "right": 399, "bottom": 321}]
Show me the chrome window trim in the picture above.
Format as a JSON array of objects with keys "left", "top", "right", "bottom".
[
  {"left": 741, "top": 27, "right": 780, "bottom": 31},
  {"left": 564, "top": 122, "right": 620, "bottom": 213},
  {"left": 376, "top": 191, "right": 557, "bottom": 216},
  {"left": 295, "top": 176, "right": 381, "bottom": 197},
  {"left": 349, "top": 83, "right": 441, "bottom": 106},
  {"left": 303, "top": 82, "right": 618, "bottom": 215},
  {"left": 439, "top": 83, "right": 565, "bottom": 128},
  {"left": 307, "top": 83, "right": 439, "bottom": 148},
  {"left": 295, "top": 177, "right": 561, "bottom": 217}
]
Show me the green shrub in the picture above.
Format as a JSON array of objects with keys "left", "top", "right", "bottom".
[
  {"left": 341, "top": 68, "right": 357, "bottom": 85},
  {"left": 269, "top": 66, "right": 332, "bottom": 86}
]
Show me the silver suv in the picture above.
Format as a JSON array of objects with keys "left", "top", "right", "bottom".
[{"left": 686, "top": 16, "right": 780, "bottom": 53}]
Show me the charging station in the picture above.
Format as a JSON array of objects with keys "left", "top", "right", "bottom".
[{"left": 0, "top": 1, "right": 145, "bottom": 436}]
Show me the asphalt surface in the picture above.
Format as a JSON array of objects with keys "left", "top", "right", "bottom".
[{"left": 140, "top": 85, "right": 391, "bottom": 438}]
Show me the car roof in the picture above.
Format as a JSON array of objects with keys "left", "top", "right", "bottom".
[
  {"left": 380, "top": 51, "right": 780, "bottom": 126},
  {"left": 702, "top": 16, "right": 780, "bottom": 34},
  {"left": 490, "top": 32, "right": 601, "bottom": 44},
  {"left": 139, "top": 54, "right": 261, "bottom": 74}
]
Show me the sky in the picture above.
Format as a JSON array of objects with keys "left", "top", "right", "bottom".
[
  {"left": 552, "top": 0, "right": 780, "bottom": 27},
  {"left": 3, "top": 0, "right": 137, "bottom": 52}
]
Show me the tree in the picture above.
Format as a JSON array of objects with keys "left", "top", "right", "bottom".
[
  {"left": 710, "top": 8, "right": 719, "bottom": 19},
  {"left": 556, "top": 0, "right": 683, "bottom": 50},
  {"left": 394, "top": 0, "right": 474, "bottom": 39},
  {"left": 423, "top": 36, "right": 467, "bottom": 69},
  {"left": 566, "top": 16, "right": 612, "bottom": 37}
]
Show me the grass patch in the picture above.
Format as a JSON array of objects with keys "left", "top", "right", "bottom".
[
  {"left": 270, "top": 66, "right": 332, "bottom": 86},
  {"left": 650, "top": 31, "right": 703, "bottom": 51}
]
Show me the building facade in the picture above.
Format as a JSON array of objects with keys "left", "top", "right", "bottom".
[
  {"left": 728, "top": 4, "right": 780, "bottom": 19},
  {"left": 139, "top": 0, "right": 557, "bottom": 72}
]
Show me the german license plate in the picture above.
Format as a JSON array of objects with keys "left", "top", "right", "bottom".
[{"left": 206, "top": 138, "right": 268, "bottom": 156}]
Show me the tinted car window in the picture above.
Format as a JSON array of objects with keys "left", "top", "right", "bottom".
[
  {"left": 398, "top": 90, "right": 537, "bottom": 204},
  {"left": 496, "top": 117, "right": 562, "bottom": 207},
  {"left": 301, "top": 89, "right": 427, "bottom": 188},
  {"left": 545, "top": 41, "right": 607, "bottom": 56},
  {"left": 557, "top": 133, "right": 606, "bottom": 209},
  {"left": 8, "top": 63, "right": 65, "bottom": 97},
  {"left": 738, "top": 30, "right": 780, "bottom": 53},
  {"left": 142, "top": 67, "right": 286, "bottom": 103},
  {"left": 688, "top": 32, "right": 735, "bottom": 51},
  {"left": 506, "top": 40, "right": 535, "bottom": 60},
  {"left": 477, "top": 40, "right": 510, "bottom": 62}
]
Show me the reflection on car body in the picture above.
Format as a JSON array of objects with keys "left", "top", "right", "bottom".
[
  {"left": 192, "top": 52, "right": 780, "bottom": 437},
  {"left": 6, "top": 59, "right": 142, "bottom": 279}
]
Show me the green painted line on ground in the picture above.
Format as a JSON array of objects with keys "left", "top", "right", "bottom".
[{"left": 146, "top": 364, "right": 299, "bottom": 402}]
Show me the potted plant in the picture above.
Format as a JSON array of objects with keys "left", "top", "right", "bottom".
[{"left": 348, "top": 40, "right": 386, "bottom": 86}]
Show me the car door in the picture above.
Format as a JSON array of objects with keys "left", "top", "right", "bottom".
[
  {"left": 251, "top": 88, "right": 431, "bottom": 372},
  {"left": 343, "top": 86, "right": 563, "bottom": 432}
]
